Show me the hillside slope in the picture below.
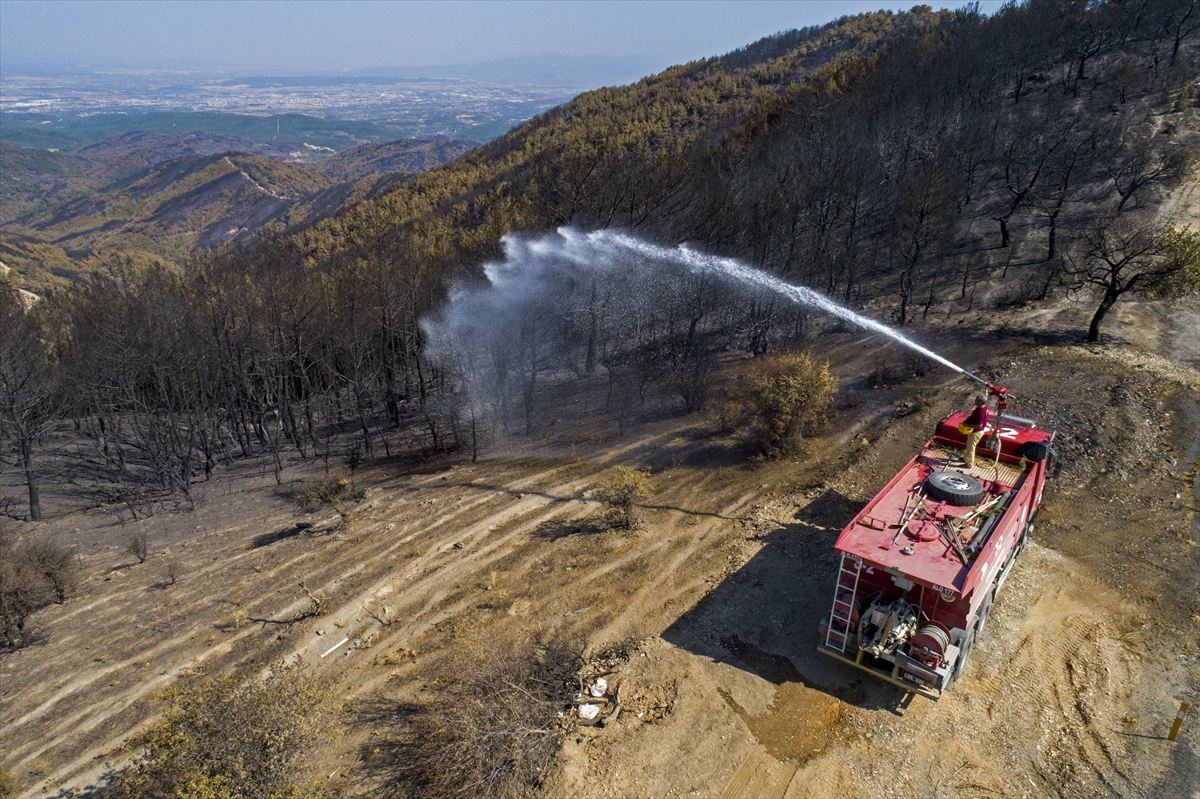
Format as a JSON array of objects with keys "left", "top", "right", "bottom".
[
  {"left": 15, "top": 153, "right": 332, "bottom": 262},
  {"left": 1, "top": 142, "right": 97, "bottom": 225},
  {"left": 289, "top": 1, "right": 1199, "bottom": 332},
  {"left": 1, "top": 9, "right": 941, "bottom": 287},
  {"left": 0, "top": 132, "right": 302, "bottom": 225},
  {"left": 314, "top": 138, "right": 477, "bottom": 181},
  {"left": 295, "top": 8, "right": 936, "bottom": 263},
  {"left": 76, "top": 130, "right": 299, "bottom": 172},
  {"left": 1, "top": 132, "right": 481, "bottom": 286}
]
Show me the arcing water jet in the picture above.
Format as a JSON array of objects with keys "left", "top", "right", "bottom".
[{"left": 524, "top": 228, "right": 989, "bottom": 387}]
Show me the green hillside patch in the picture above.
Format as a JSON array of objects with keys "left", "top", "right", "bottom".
[{"left": 0, "top": 142, "right": 85, "bottom": 178}]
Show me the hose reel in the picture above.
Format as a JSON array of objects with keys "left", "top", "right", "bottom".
[{"left": 908, "top": 620, "right": 952, "bottom": 668}]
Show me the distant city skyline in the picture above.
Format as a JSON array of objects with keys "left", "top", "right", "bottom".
[{"left": 3, "top": 0, "right": 1005, "bottom": 78}]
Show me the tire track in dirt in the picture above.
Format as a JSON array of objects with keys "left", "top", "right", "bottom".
[
  {"left": 311, "top": 480, "right": 689, "bottom": 675},
  {"left": 924, "top": 545, "right": 1155, "bottom": 798},
  {"left": 589, "top": 485, "right": 762, "bottom": 645},
  {"left": 9, "top": 620, "right": 268, "bottom": 793},
  {"left": 8, "top": 469, "right": 565, "bottom": 792},
  {"left": 7, "top": 537, "right": 329, "bottom": 741},
  {"left": 313, "top": 462, "right": 749, "bottom": 707},
  {"left": 13, "top": 434, "right": 680, "bottom": 795},
  {"left": 9, "top": 514, "right": 312, "bottom": 727}
]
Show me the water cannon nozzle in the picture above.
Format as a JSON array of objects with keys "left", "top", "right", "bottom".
[
  {"left": 984, "top": 382, "right": 1012, "bottom": 400},
  {"left": 984, "top": 382, "right": 1011, "bottom": 412}
]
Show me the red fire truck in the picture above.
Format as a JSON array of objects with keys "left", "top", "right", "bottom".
[{"left": 817, "top": 384, "right": 1058, "bottom": 698}]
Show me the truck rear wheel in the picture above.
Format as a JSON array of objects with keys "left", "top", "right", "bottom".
[
  {"left": 974, "top": 590, "right": 994, "bottom": 639},
  {"left": 950, "top": 629, "right": 974, "bottom": 686}
]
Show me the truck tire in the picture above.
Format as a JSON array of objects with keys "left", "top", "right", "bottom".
[
  {"left": 1015, "top": 509, "right": 1036, "bottom": 557},
  {"left": 974, "top": 589, "right": 994, "bottom": 639},
  {"left": 1016, "top": 441, "right": 1051, "bottom": 461},
  {"left": 950, "top": 628, "right": 974, "bottom": 686},
  {"left": 925, "top": 470, "right": 985, "bottom": 506}
]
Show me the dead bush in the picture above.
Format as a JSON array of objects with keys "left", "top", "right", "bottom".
[
  {"left": 298, "top": 582, "right": 326, "bottom": 617},
  {"left": 25, "top": 536, "right": 78, "bottom": 603},
  {"left": 112, "top": 660, "right": 334, "bottom": 799},
  {"left": 125, "top": 531, "right": 149, "bottom": 564},
  {"left": 741, "top": 351, "right": 838, "bottom": 458},
  {"left": 0, "top": 528, "right": 76, "bottom": 650},
  {"left": 591, "top": 466, "right": 654, "bottom": 529},
  {"left": 297, "top": 476, "right": 351, "bottom": 510},
  {"left": 406, "top": 639, "right": 581, "bottom": 799},
  {"left": 157, "top": 557, "right": 178, "bottom": 588}
]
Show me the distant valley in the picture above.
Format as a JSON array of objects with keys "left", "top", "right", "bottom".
[
  {"left": 0, "top": 128, "right": 476, "bottom": 286},
  {"left": 0, "top": 56, "right": 653, "bottom": 142},
  {"left": 0, "top": 56, "right": 655, "bottom": 288}
]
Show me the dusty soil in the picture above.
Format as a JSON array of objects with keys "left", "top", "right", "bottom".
[{"left": 2, "top": 292, "right": 1197, "bottom": 799}]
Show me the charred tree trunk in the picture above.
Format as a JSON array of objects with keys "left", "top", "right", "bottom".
[
  {"left": 1047, "top": 212, "right": 1060, "bottom": 261},
  {"left": 21, "top": 437, "right": 42, "bottom": 521},
  {"left": 1087, "top": 291, "right": 1120, "bottom": 343}
]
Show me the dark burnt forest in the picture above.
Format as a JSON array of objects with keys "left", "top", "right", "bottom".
[{"left": 2, "top": 0, "right": 1198, "bottom": 522}]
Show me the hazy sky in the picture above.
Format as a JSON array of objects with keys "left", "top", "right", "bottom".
[{"left": 2, "top": 0, "right": 1004, "bottom": 75}]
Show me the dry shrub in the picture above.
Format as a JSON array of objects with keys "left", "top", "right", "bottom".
[
  {"left": 0, "top": 527, "right": 77, "bottom": 651},
  {"left": 591, "top": 466, "right": 654, "bottom": 529},
  {"left": 716, "top": 396, "right": 746, "bottom": 434},
  {"left": 24, "top": 536, "right": 78, "bottom": 603},
  {"left": 125, "top": 531, "right": 149, "bottom": 564},
  {"left": 112, "top": 660, "right": 334, "bottom": 799},
  {"left": 157, "top": 557, "right": 178, "bottom": 588},
  {"left": 297, "top": 477, "right": 351, "bottom": 510},
  {"left": 407, "top": 639, "right": 581, "bottom": 799},
  {"left": 741, "top": 351, "right": 838, "bottom": 457},
  {"left": 298, "top": 582, "right": 326, "bottom": 618}
]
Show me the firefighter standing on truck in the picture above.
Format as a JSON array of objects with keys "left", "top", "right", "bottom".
[{"left": 960, "top": 395, "right": 991, "bottom": 468}]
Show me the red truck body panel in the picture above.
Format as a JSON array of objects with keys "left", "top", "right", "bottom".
[{"left": 818, "top": 410, "right": 1055, "bottom": 696}]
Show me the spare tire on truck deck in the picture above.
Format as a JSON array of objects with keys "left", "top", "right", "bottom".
[{"left": 925, "top": 470, "right": 985, "bottom": 506}]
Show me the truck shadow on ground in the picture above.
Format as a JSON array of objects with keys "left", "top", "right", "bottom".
[{"left": 662, "top": 489, "right": 919, "bottom": 715}]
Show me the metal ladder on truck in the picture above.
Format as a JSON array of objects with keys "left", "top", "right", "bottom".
[{"left": 824, "top": 553, "right": 862, "bottom": 653}]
